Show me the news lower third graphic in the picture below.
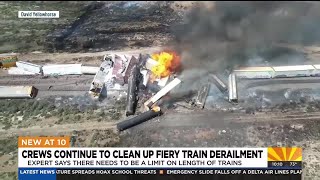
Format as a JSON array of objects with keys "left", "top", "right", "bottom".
[{"left": 17, "top": 137, "right": 302, "bottom": 180}]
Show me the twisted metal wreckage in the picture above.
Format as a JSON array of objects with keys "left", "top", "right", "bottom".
[{"left": 2, "top": 52, "right": 320, "bottom": 130}]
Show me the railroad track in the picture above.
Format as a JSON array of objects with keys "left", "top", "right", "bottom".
[{"left": 0, "top": 75, "right": 94, "bottom": 87}]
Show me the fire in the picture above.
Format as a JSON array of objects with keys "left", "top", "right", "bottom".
[{"left": 150, "top": 51, "right": 180, "bottom": 78}]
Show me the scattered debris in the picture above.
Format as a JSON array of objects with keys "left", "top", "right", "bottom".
[
  {"left": 144, "top": 78, "right": 182, "bottom": 110},
  {"left": 145, "top": 57, "right": 159, "bottom": 71}
]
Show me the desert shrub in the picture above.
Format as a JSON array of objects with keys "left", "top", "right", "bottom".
[
  {"left": 0, "top": 138, "right": 17, "bottom": 154},
  {"left": 30, "top": 101, "right": 39, "bottom": 109},
  {"left": 44, "top": 114, "right": 52, "bottom": 118},
  {"left": 2, "top": 123, "right": 12, "bottom": 130},
  {"left": 111, "top": 112, "right": 121, "bottom": 120},
  {"left": 56, "top": 117, "right": 63, "bottom": 124},
  {"left": 64, "top": 115, "right": 70, "bottom": 121},
  {"left": 57, "top": 108, "right": 64, "bottom": 116},
  {"left": 36, "top": 101, "right": 50, "bottom": 111},
  {"left": 63, "top": 107, "right": 72, "bottom": 116},
  {"left": 32, "top": 109, "right": 40, "bottom": 116},
  {"left": 74, "top": 115, "right": 81, "bottom": 121},
  {"left": 9, "top": 106, "right": 19, "bottom": 113},
  {"left": 16, "top": 111, "right": 23, "bottom": 116},
  {"left": 97, "top": 111, "right": 105, "bottom": 116}
]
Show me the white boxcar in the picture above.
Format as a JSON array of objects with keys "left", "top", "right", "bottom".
[
  {"left": 311, "top": 65, "right": 320, "bottom": 76},
  {"left": 42, "top": 64, "right": 82, "bottom": 76},
  {"left": 81, "top": 66, "right": 99, "bottom": 74},
  {"left": 0, "top": 86, "right": 38, "bottom": 99},
  {"left": 16, "top": 61, "right": 42, "bottom": 74},
  {"left": 228, "top": 73, "right": 238, "bottom": 103},
  {"left": 272, "top": 65, "right": 315, "bottom": 78},
  {"left": 8, "top": 67, "right": 37, "bottom": 75},
  {"left": 233, "top": 67, "right": 274, "bottom": 79},
  {"left": 89, "top": 55, "right": 114, "bottom": 99}
]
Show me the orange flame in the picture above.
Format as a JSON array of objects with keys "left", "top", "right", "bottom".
[{"left": 151, "top": 51, "right": 180, "bottom": 78}]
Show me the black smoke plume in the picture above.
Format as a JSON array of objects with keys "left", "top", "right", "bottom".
[{"left": 171, "top": 2, "right": 320, "bottom": 74}]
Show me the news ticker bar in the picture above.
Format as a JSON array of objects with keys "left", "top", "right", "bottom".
[{"left": 18, "top": 168, "right": 302, "bottom": 180}]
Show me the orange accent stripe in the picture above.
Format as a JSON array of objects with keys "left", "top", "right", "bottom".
[
  {"left": 290, "top": 148, "right": 302, "bottom": 161},
  {"left": 268, "top": 153, "right": 279, "bottom": 161},
  {"left": 273, "top": 147, "right": 285, "bottom": 161},
  {"left": 18, "top": 136, "right": 70, "bottom": 148},
  {"left": 286, "top": 147, "right": 292, "bottom": 161}
]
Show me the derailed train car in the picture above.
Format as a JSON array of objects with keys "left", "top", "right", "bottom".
[
  {"left": 272, "top": 65, "right": 316, "bottom": 78},
  {"left": 230, "top": 64, "right": 320, "bottom": 102},
  {"left": 89, "top": 55, "right": 114, "bottom": 100},
  {"left": 234, "top": 67, "right": 274, "bottom": 79},
  {"left": 0, "top": 86, "right": 38, "bottom": 99},
  {"left": 0, "top": 54, "right": 17, "bottom": 68},
  {"left": 233, "top": 65, "right": 320, "bottom": 79}
]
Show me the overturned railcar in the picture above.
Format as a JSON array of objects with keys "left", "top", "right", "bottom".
[
  {"left": 89, "top": 55, "right": 114, "bottom": 100},
  {"left": 228, "top": 73, "right": 238, "bottom": 103},
  {"left": 0, "top": 86, "right": 38, "bottom": 99},
  {"left": 16, "top": 61, "right": 43, "bottom": 74}
]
